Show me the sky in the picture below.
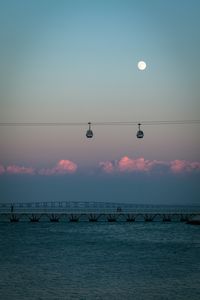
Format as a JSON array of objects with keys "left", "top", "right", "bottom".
[{"left": 0, "top": 0, "right": 200, "bottom": 204}]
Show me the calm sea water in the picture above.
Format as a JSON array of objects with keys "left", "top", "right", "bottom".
[{"left": 0, "top": 222, "right": 200, "bottom": 300}]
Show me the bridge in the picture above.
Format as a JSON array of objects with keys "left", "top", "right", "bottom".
[{"left": 0, "top": 201, "right": 199, "bottom": 223}]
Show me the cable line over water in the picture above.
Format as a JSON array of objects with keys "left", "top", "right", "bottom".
[
  {"left": 1, "top": 120, "right": 199, "bottom": 139},
  {"left": 0, "top": 120, "right": 200, "bottom": 126}
]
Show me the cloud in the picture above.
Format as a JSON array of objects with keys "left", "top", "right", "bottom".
[
  {"left": 0, "top": 157, "right": 200, "bottom": 176},
  {"left": 99, "top": 156, "right": 200, "bottom": 174},
  {"left": 170, "top": 160, "right": 200, "bottom": 173},
  {"left": 38, "top": 160, "right": 77, "bottom": 175},
  {"left": 0, "top": 165, "right": 5, "bottom": 175},
  {"left": 99, "top": 156, "right": 166, "bottom": 173},
  {"left": 0, "top": 160, "right": 77, "bottom": 176},
  {"left": 118, "top": 156, "right": 152, "bottom": 172},
  {"left": 99, "top": 161, "right": 114, "bottom": 174},
  {"left": 6, "top": 165, "right": 35, "bottom": 175}
]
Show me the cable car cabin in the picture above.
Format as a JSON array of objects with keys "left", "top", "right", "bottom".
[
  {"left": 86, "top": 122, "right": 93, "bottom": 138},
  {"left": 136, "top": 130, "right": 144, "bottom": 139},
  {"left": 86, "top": 129, "right": 93, "bottom": 138},
  {"left": 136, "top": 123, "right": 144, "bottom": 138}
]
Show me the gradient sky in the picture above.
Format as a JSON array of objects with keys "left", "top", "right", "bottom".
[{"left": 0, "top": 0, "right": 200, "bottom": 204}]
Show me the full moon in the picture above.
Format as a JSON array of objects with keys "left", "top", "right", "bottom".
[{"left": 137, "top": 61, "right": 147, "bottom": 71}]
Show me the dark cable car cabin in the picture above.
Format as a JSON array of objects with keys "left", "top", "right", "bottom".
[
  {"left": 86, "top": 122, "right": 93, "bottom": 138},
  {"left": 136, "top": 123, "right": 144, "bottom": 139}
]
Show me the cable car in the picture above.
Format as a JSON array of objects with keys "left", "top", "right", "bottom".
[
  {"left": 136, "top": 123, "right": 144, "bottom": 139},
  {"left": 86, "top": 122, "right": 93, "bottom": 138}
]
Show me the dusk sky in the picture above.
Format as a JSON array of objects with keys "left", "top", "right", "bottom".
[{"left": 0, "top": 0, "right": 200, "bottom": 204}]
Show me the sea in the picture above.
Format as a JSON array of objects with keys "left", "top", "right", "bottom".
[{"left": 0, "top": 219, "right": 200, "bottom": 300}]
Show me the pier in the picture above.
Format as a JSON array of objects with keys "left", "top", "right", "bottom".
[{"left": 0, "top": 201, "right": 200, "bottom": 223}]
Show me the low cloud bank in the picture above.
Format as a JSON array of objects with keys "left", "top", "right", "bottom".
[
  {"left": 99, "top": 156, "right": 200, "bottom": 174},
  {"left": 38, "top": 160, "right": 77, "bottom": 175},
  {"left": 0, "top": 156, "right": 200, "bottom": 176},
  {"left": 0, "top": 165, "right": 5, "bottom": 175},
  {"left": 6, "top": 165, "right": 35, "bottom": 175},
  {"left": 0, "top": 160, "right": 77, "bottom": 176}
]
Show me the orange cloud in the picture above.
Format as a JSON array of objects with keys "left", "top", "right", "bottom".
[
  {"left": 38, "top": 160, "right": 77, "bottom": 175},
  {"left": 6, "top": 165, "right": 35, "bottom": 175}
]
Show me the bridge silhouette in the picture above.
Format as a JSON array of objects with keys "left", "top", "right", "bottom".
[{"left": 0, "top": 201, "right": 199, "bottom": 223}]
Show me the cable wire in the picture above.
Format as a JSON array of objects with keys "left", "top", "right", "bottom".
[{"left": 0, "top": 120, "right": 200, "bottom": 126}]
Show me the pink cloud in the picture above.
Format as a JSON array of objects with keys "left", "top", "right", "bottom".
[
  {"left": 57, "top": 160, "right": 77, "bottom": 173},
  {"left": 118, "top": 156, "right": 168, "bottom": 172},
  {"left": 99, "top": 156, "right": 159, "bottom": 173},
  {"left": 38, "top": 160, "right": 77, "bottom": 175},
  {"left": 170, "top": 160, "right": 200, "bottom": 173},
  {"left": 0, "top": 158, "right": 199, "bottom": 176},
  {"left": 99, "top": 156, "right": 200, "bottom": 174},
  {"left": 99, "top": 161, "right": 114, "bottom": 173},
  {"left": 0, "top": 165, "right": 5, "bottom": 174},
  {"left": 118, "top": 156, "right": 152, "bottom": 172},
  {"left": 6, "top": 165, "right": 35, "bottom": 175}
]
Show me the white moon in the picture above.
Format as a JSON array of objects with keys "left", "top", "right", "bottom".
[{"left": 137, "top": 61, "right": 147, "bottom": 71}]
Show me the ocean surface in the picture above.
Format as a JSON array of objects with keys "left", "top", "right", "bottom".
[{"left": 0, "top": 221, "right": 200, "bottom": 300}]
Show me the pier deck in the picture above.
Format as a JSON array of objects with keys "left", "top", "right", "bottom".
[{"left": 0, "top": 201, "right": 199, "bottom": 223}]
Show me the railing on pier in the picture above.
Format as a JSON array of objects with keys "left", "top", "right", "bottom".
[{"left": 0, "top": 201, "right": 200, "bottom": 214}]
